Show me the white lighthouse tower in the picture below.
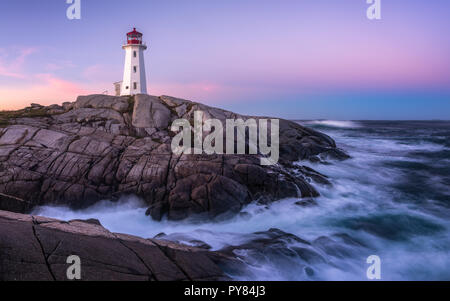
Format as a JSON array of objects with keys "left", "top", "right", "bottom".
[{"left": 120, "top": 28, "right": 148, "bottom": 96}]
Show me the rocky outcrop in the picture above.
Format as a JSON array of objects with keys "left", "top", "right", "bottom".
[
  {"left": 0, "top": 94, "right": 348, "bottom": 220},
  {"left": 0, "top": 210, "right": 231, "bottom": 281}
]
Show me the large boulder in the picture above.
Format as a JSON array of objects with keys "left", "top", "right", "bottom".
[
  {"left": 132, "top": 94, "right": 171, "bottom": 130},
  {"left": 73, "top": 94, "right": 131, "bottom": 113},
  {"left": 0, "top": 94, "right": 348, "bottom": 220}
]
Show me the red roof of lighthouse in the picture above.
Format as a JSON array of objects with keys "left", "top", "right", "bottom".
[{"left": 127, "top": 28, "right": 142, "bottom": 36}]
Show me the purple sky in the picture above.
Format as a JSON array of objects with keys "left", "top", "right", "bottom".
[{"left": 0, "top": 0, "right": 449, "bottom": 119}]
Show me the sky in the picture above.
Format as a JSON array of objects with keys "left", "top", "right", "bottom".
[{"left": 0, "top": 0, "right": 449, "bottom": 119}]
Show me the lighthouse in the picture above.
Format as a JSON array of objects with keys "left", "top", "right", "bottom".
[{"left": 120, "top": 28, "right": 148, "bottom": 96}]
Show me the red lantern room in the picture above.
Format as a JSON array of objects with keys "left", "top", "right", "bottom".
[{"left": 126, "top": 28, "right": 143, "bottom": 45}]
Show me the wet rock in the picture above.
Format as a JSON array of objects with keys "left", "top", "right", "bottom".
[
  {"left": 218, "top": 228, "right": 324, "bottom": 279},
  {"left": 153, "top": 232, "right": 213, "bottom": 250},
  {"left": 220, "top": 229, "right": 314, "bottom": 258},
  {"left": 312, "top": 234, "right": 368, "bottom": 259},
  {"left": 304, "top": 266, "right": 315, "bottom": 277},
  {"left": 295, "top": 198, "right": 318, "bottom": 207},
  {"left": 215, "top": 228, "right": 371, "bottom": 280}
]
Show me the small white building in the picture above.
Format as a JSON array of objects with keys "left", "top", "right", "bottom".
[{"left": 118, "top": 28, "right": 148, "bottom": 96}]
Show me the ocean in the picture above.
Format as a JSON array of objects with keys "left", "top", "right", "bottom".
[{"left": 33, "top": 120, "right": 450, "bottom": 280}]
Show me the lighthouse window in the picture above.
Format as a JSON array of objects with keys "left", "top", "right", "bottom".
[
  {"left": 133, "top": 51, "right": 137, "bottom": 58},
  {"left": 133, "top": 82, "right": 137, "bottom": 90},
  {"left": 133, "top": 66, "right": 137, "bottom": 73}
]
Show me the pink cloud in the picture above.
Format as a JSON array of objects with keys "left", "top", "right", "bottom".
[
  {"left": 0, "top": 74, "right": 95, "bottom": 110},
  {"left": 0, "top": 47, "right": 38, "bottom": 79},
  {"left": 0, "top": 49, "right": 115, "bottom": 110}
]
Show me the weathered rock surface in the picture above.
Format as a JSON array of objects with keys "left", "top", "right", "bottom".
[
  {"left": 154, "top": 228, "right": 369, "bottom": 280},
  {"left": 0, "top": 210, "right": 230, "bottom": 281},
  {"left": 0, "top": 94, "right": 348, "bottom": 220}
]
